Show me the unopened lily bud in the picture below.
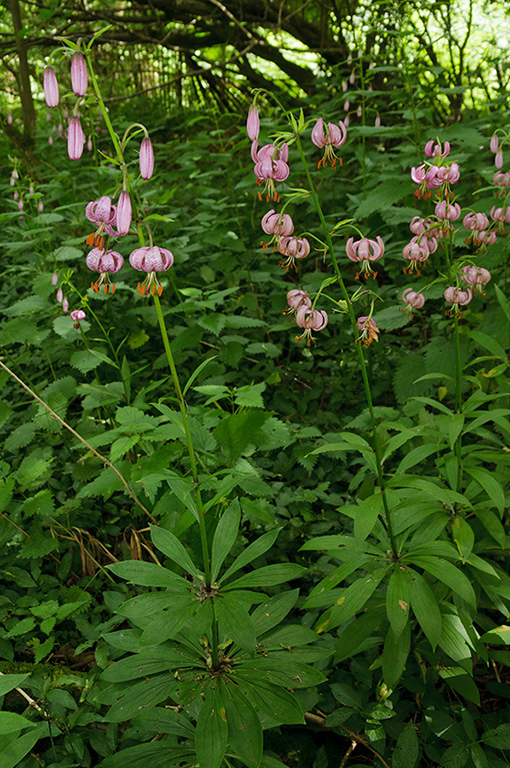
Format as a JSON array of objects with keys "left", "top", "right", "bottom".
[
  {"left": 490, "top": 134, "right": 499, "bottom": 153},
  {"left": 68, "top": 116, "right": 85, "bottom": 160},
  {"left": 247, "top": 105, "right": 260, "bottom": 141},
  {"left": 51, "top": 272, "right": 58, "bottom": 286},
  {"left": 71, "top": 52, "right": 88, "bottom": 96},
  {"left": 18, "top": 200, "right": 23, "bottom": 212},
  {"left": 375, "top": 115, "right": 381, "bottom": 127},
  {"left": 56, "top": 288, "right": 63, "bottom": 303},
  {"left": 87, "top": 137, "right": 93, "bottom": 151},
  {"left": 495, "top": 149, "right": 504, "bottom": 169},
  {"left": 139, "top": 136, "right": 154, "bottom": 179},
  {"left": 116, "top": 191, "right": 132, "bottom": 235},
  {"left": 38, "top": 201, "right": 44, "bottom": 213},
  {"left": 62, "top": 297, "right": 69, "bottom": 313},
  {"left": 7, "top": 113, "right": 12, "bottom": 125},
  {"left": 43, "top": 66, "right": 59, "bottom": 108}
]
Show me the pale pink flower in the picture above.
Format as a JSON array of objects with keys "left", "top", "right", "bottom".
[
  {"left": 346, "top": 236, "right": 384, "bottom": 278},
  {"left": 311, "top": 118, "right": 347, "bottom": 168},
  {"left": 43, "top": 66, "right": 59, "bottom": 108},
  {"left": 402, "top": 288, "right": 425, "bottom": 312},
  {"left": 349, "top": 69, "right": 356, "bottom": 85},
  {"left": 357, "top": 105, "right": 362, "bottom": 118},
  {"left": 444, "top": 286, "right": 472, "bottom": 313},
  {"left": 86, "top": 196, "right": 117, "bottom": 246},
  {"left": 87, "top": 137, "right": 93, "bottom": 152},
  {"left": 139, "top": 137, "right": 154, "bottom": 179},
  {"left": 424, "top": 140, "right": 450, "bottom": 158},
  {"left": 116, "top": 191, "right": 132, "bottom": 235},
  {"left": 436, "top": 163, "right": 460, "bottom": 184},
  {"left": 435, "top": 200, "right": 461, "bottom": 221},
  {"left": 67, "top": 117, "right": 85, "bottom": 160},
  {"left": 38, "top": 201, "right": 44, "bottom": 213},
  {"left": 473, "top": 229, "right": 497, "bottom": 246},
  {"left": 246, "top": 105, "right": 260, "bottom": 141},
  {"left": 460, "top": 266, "right": 491, "bottom": 292},
  {"left": 278, "top": 236, "right": 310, "bottom": 270},
  {"left": 295, "top": 305, "right": 328, "bottom": 345},
  {"left": 86, "top": 248, "right": 124, "bottom": 294},
  {"left": 71, "top": 52, "right": 88, "bottom": 96},
  {"left": 286, "top": 289, "right": 311, "bottom": 313},
  {"left": 261, "top": 209, "right": 294, "bottom": 238},
  {"left": 403, "top": 236, "right": 430, "bottom": 274},
  {"left": 463, "top": 212, "right": 489, "bottom": 231},
  {"left": 251, "top": 142, "right": 290, "bottom": 201},
  {"left": 129, "top": 245, "right": 174, "bottom": 296},
  {"left": 70, "top": 309, "right": 86, "bottom": 328},
  {"left": 342, "top": 81, "right": 348, "bottom": 93},
  {"left": 343, "top": 99, "right": 350, "bottom": 112}
]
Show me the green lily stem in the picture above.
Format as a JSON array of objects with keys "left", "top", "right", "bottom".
[
  {"left": 85, "top": 51, "right": 124, "bottom": 165},
  {"left": 153, "top": 293, "right": 212, "bottom": 588},
  {"left": 454, "top": 314, "right": 463, "bottom": 492},
  {"left": 295, "top": 134, "right": 398, "bottom": 558}
]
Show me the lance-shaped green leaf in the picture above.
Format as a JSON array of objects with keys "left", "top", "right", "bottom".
[
  {"left": 234, "top": 675, "right": 304, "bottom": 725},
  {"left": 335, "top": 607, "right": 386, "bottom": 662},
  {"left": 102, "top": 646, "right": 196, "bottom": 682},
  {"left": 224, "top": 563, "right": 305, "bottom": 591},
  {"left": 107, "top": 561, "right": 189, "bottom": 589},
  {"left": 220, "top": 528, "right": 281, "bottom": 583},
  {"left": 407, "top": 555, "right": 476, "bottom": 607},
  {"left": 150, "top": 525, "right": 200, "bottom": 576},
  {"left": 141, "top": 598, "right": 199, "bottom": 645},
  {"left": 0, "top": 713, "right": 37, "bottom": 735},
  {"left": 215, "top": 595, "right": 256, "bottom": 654},
  {"left": 409, "top": 569, "right": 442, "bottom": 649},
  {"left": 393, "top": 723, "right": 419, "bottom": 768},
  {"left": 195, "top": 684, "right": 228, "bottom": 768},
  {"left": 0, "top": 674, "right": 30, "bottom": 696},
  {"left": 382, "top": 622, "right": 410, "bottom": 688},
  {"left": 326, "top": 567, "right": 388, "bottom": 630},
  {"left": 251, "top": 589, "right": 299, "bottom": 637},
  {"left": 386, "top": 568, "right": 411, "bottom": 635},
  {"left": 221, "top": 683, "right": 262, "bottom": 768},
  {"left": 464, "top": 466, "right": 506, "bottom": 516},
  {"left": 211, "top": 499, "right": 241, "bottom": 582},
  {"left": 104, "top": 674, "right": 179, "bottom": 722}
]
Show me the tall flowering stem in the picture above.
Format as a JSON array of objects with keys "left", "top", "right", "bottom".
[
  {"left": 84, "top": 49, "right": 124, "bottom": 165},
  {"left": 152, "top": 293, "right": 213, "bottom": 589},
  {"left": 294, "top": 134, "right": 398, "bottom": 558}
]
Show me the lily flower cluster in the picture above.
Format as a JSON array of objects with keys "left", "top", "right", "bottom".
[
  {"left": 404, "top": 139, "right": 495, "bottom": 317},
  {"left": 44, "top": 55, "right": 172, "bottom": 299}
]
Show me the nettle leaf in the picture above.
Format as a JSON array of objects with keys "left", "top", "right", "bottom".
[
  {"left": 110, "top": 435, "right": 139, "bottom": 463},
  {"left": 77, "top": 467, "right": 124, "bottom": 500},
  {"left": 214, "top": 410, "right": 271, "bottom": 462},
  {"left": 16, "top": 448, "right": 54, "bottom": 489},
  {"left": 5, "top": 422, "right": 37, "bottom": 452},
  {"left": 234, "top": 382, "right": 266, "bottom": 408},
  {"left": 481, "top": 724, "right": 510, "bottom": 750},
  {"left": 70, "top": 348, "right": 107, "bottom": 373}
]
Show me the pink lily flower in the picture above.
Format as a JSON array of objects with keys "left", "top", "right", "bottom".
[
  {"left": 460, "top": 266, "right": 491, "bottom": 293},
  {"left": 70, "top": 309, "right": 86, "bottom": 329},
  {"left": 402, "top": 288, "right": 425, "bottom": 314},
  {"left": 86, "top": 248, "right": 124, "bottom": 294},
  {"left": 424, "top": 140, "right": 450, "bottom": 158},
  {"left": 129, "top": 245, "right": 174, "bottom": 296},
  {"left": 285, "top": 289, "right": 311, "bottom": 314},
  {"left": 278, "top": 236, "right": 310, "bottom": 270},
  {"left": 356, "top": 316, "right": 379, "bottom": 346},
  {"left": 402, "top": 236, "right": 430, "bottom": 274},
  {"left": 251, "top": 142, "right": 290, "bottom": 202},
  {"left": 444, "top": 286, "right": 472, "bottom": 314},
  {"left": 295, "top": 305, "right": 328, "bottom": 346},
  {"left": 85, "top": 196, "right": 117, "bottom": 247},
  {"left": 311, "top": 118, "right": 347, "bottom": 168},
  {"left": 490, "top": 135, "right": 499, "bottom": 153},
  {"left": 435, "top": 200, "right": 461, "bottom": 222},
  {"left": 345, "top": 236, "right": 384, "bottom": 278}
]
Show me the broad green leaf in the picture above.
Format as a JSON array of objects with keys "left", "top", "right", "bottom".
[
  {"left": 105, "top": 673, "right": 178, "bottom": 722},
  {"left": 195, "top": 684, "right": 228, "bottom": 768},
  {"left": 150, "top": 525, "right": 200, "bottom": 576},
  {"left": 101, "top": 646, "right": 196, "bottom": 682},
  {"left": 382, "top": 622, "right": 410, "bottom": 689},
  {"left": 464, "top": 466, "right": 506, "bottom": 516},
  {"left": 101, "top": 742, "right": 189, "bottom": 768},
  {"left": 439, "top": 614, "right": 474, "bottom": 672},
  {"left": 221, "top": 685, "right": 262, "bottom": 768},
  {"left": 224, "top": 563, "right": 305, "bottom": 590},
  {"left": 395, "top": 444, "right": 444, "bottom": 474},
  {"left": 386, "top": 569, "right": 411, "bottom": 635},
  {"left": 407, "top": 555, "right": 476, "bottom": 607},
  {"left": 409, "top": 569, "right": 442, "bottom": 649},
  {"left": 107, "top": 561, "right": 188, "bottom": 589},
  {"left": 470, "top": 330, "right": 508, "bottom": 359},
  {"left": 216, "top": 595, "right": 256, "bottom": 654},
  {"left": 354, "top": 493, "right": 383, "bottom": 542},
  {"left": 327, "top": 567, "right": 388, "bottom": 630},
  {"left": 438, "top": 666, "right": 480, "bottom": 706},
  {"left": 481, "top": 625, "right": 510, "bottom": 645},
  {"left": 235, "top": 675, "right": 304, "bottom": 725},
  {"left": 131, "top": 707, "right": 194, "bottom": 737},
  {"left": 0, "top": 713, "right": 36, "bottom": 735},
  {"left": 335, "top": 608, "right": 386, "bottom": 662},
  {"left": 392, "top": 723, "right": 419, "bottom": 768},
  {"left": 211, "top": 500, "right": 241, "bottom": 581},
  {"left": 117, "top": 591, "right": 187, "bottom": 623},
  {"left": 141, "top": 599, "right": 199, "bottom": 645},
  {"left": 481, "top": 723, "right": 510, "bottom": 749},
  {"left": 237, "top": 657, "right": 325, "bottom": 688},
  {"left": 220, "top": 528, "right": 280, "bottom": 583},
  {"left": 0, "top": 722, "right": 48, "bottom": 768},
  {"left": 472, "top": 507, "right": 506, "bottom": 547},
  {"left": 251, "top": 590, "right": 299, "bottom": 637},
  {"left": 0, "top": 674, "right": 30, "bottom": 696},
  {"left": 452, "top": 517, "right": 474, "bottom": 559}
]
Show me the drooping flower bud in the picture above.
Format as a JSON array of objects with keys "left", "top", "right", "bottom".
[
  {"left": 495, "top": 149, "right": 504, "bottom": 169},
  {"left": 67, "top": 117, "right": 85, "bottom": 160},
  {"left": 51, "top": 272, "right": 58, "bottom": 287},
  {"left": 139, "top": 137, "right": 154, "bottom": 179},
  {"left": 62, "top": 297, "right": 69, "bottom": 313},
  {"left": 71, "top": 52, "right": 88, "bottom": 96},
  {"left": 116, "top": 191, "right": 132, "bottom": 235},
  {"left": 7, "top": 113, "right": 12, "bottom": 125},
  {"left": 56, "top": 288, "right": 63, "bottom": 303},
  {"left": 490, "top": 134, "right": 499, "bottom": 154},
  {"left": 43, "top": 66, "right": 59, "bottom": 108},
  {"left": 247, "top": 105, "right": 260, "bottom": 141}
]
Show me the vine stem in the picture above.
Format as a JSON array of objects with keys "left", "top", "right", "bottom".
[
  {"left": 0, "top": 359, "right": 155, "bottom": 522},
  {"left": 152, "top": 294, "right": 212, "bottom": 590},
  {"left": 294, "top": 135, "right": 398, "bottom": 558}
]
